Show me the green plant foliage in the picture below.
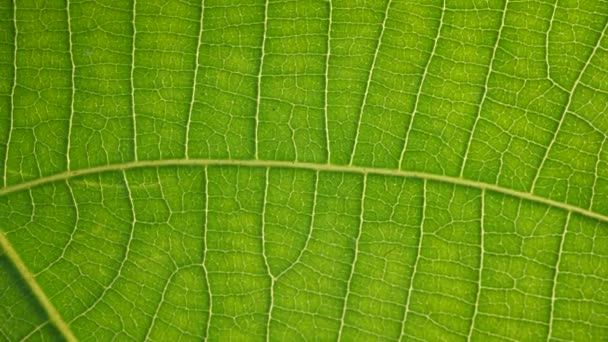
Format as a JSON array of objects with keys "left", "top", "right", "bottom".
[{"left": 1, "top": 0, "right": 607, "bottom": 341}]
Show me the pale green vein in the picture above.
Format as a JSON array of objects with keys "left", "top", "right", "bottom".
[
  {"left": 547, "top": 211, "right": 571, "bottom": 341},
  {"left": 33, "top": 179, "right": 78, "bottom": 277},
  {"left": 144, "top": 268, "right": 174, "bottom": 341},
  {"left": 323, "top": 0, "right": 333, "bottom": 164},
  {"left": 254, "top": 0, "right": 269, "bottom": 160},
  {"left": 337, "top": 172, "right": 367, "bottom": 341},
  {"left": 531, "top": 18, "right": 608, "bottom": 191},
  {"left": 592, "top": 136, "right": 607, "bottom": 211},
  {"left": 262, "top": 167, "right": 274, "bottom": 342},
  {"left": 130, "top": 0, "right": 139, "bottom": 161},
  {"left": 349, "top": 0, "right": 393, "bottom": 166},
  {"left": 66, "top": 0, "right": 75, "bottom": 171},
  {"left": 398, "top": 0, "right": 445, "bottom": 169},
  {"left": 467, "top": 188, "right": 485, "bottom": 341},
  {"left": 459, "top": 0, "right": 509, "bottom": 178},
  {"left": 399, "top": 178, "right": 426, "bottom": 340},
  {"left": 68, "top": 170, "right": 137, "bottom": 325},
  {"left": 0, "top": 232, "right": 77, "bottom": 342},
  {"left": 202, "top": 165, "right": 212, "bottom": 341},
  {"left": 275, "top": 170, "right": 319, "bottom": 279},
  {"left": 545, "top": 0, "right": 565, "bottom": 91},
  {"left": 1, "top": 159, "right": 606, "bottom": 224},
  {"left": 3, "top": 0, "right": 17, "bottom": 188},
  {"left": 185, "top": 0, "right": 205, "bottom": 159},
  {"left": 18, "top": 321, "right": 49, "bottom": 342},
  {"left": 143, "top": 169, "right": 179, "bottom": 341}
]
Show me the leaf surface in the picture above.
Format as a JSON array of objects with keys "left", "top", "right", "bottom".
[{"left": 1, "top": 0, "right": 608, "bottom": 341}]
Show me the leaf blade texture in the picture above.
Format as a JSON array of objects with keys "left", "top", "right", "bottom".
[{"left": 1, "top": 0, "right": 608, "bottom": 341}]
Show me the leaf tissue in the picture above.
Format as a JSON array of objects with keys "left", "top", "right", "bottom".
[{"left": 0, "top": 0, "right": 607, "bottom": 341}]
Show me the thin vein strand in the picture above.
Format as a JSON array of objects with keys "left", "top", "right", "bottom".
[
  {"left": 185, "top": 0, "right": 205, "bottom": 159},
  {"left": 68, "top": 170, "right": 137, "bottom": 323},
  {"left": 323, "top": 0, "right": 333, "bottom": 163},
  {"left": 545, "top": 0, "right": 557, "bottom": 73},
  {"left": 254, "top": 0, "right": 269, "bottom": 160},
  {"left": 3, "top": 0, "right": 18, "bottom": 188},
  {"left": 398, "top": 0, "right": 446, "bottom": 168},
  {"left": 459, "top": 0, "right": 509, "bottom": 178},
  {"left": 531, "top": 19, "right": 608, "bottom": 191},
  {"left": 202, "top": 166, "right": 213, "bottom": 341},
  {"left": 349, "top": 0, "right": 393, "bottom": 166},
  {"left": 276, "top": 170, "right": 319, "bottom": 279},
  {"left": 547, "top": 211, "right": 571, "bottom": 341},
  {"left": 66, "top": 0, "right": 76, "bottom": 170},
  {"left": 468, "top": 189, "right": 486, "bottom": 341},
  {"left": 261, "top": 167, "right": 274, "bottom": 342},
  {"left": 130, "top": 0, "right": 138, "bottom": 161},
  {"left": 399, "top": 178, "right": 426, "bottom": 340},
  {"left": 144, "top": 269, "right": 177, "bottom": 341},
  {"left": 337, "top": 173, "right": 367, "bottom": 340}
]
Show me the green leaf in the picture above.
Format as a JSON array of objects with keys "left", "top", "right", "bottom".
[{"left": 1, "top": 0, "right": 607, "bottom": 341}]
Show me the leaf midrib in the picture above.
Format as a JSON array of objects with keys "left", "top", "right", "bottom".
[
  {"left": 0, "top": 233, "right": 77, "bottom": 342},
  {"left": 1, "top": 158, "right": 606, "bottom": 223}
]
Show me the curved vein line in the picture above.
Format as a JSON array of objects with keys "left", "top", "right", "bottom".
[
  {"left": 0, "top": 158, "right": 607, "bottom": 223},
  {"left": 349, "top": 0, "right": 393, "bottom": 166},
  {"left": 545, "top": 0, "right": 558, "bottom": 84},
  {"left": 398, "top": 0, "right": 445, "bottom": 168},
  {"left": 0, "top": 232, "right": 77, "bottom": 342},
  {"left": 143, "top": 265, "right": 204, "bottom": 341},
  {"left": 275, "top": 170, "right": 319, "bottom": 279},
  {"left": 591, "top": 136, "right": 608, "bottom": 211},
  {"left": 337, "top": 173, "right": 367, "bottom": 341},
  {"left": 130, "top": 0, "right": 138, "bottom": 161},
  {"left": 3, "top": 0, "right": 17, "bottom": 188},
  {"left": 18, "top": 321, "right": 49, "bottom": 342},
  {"left": 543, "top": 0, "right": 568, "bottom": 93},
  {"left": 143, "top": 270, "right": 173, "bottom": 341},
  {"left": 202, "top": 166, "right": 212, "bottom": 341},
  {"left": 531, "top": 18, "right": 608, "bottom": 191},
  {"left": 66, "top": 0, "right": 75, "bottom": 171},
  {"left": 323, "top": 0, "right": 333, "bottom": 163},
  {"left": 68, "top": 170, "right": 136, "bottom": 324},
  {"left": 467, "top": 188, "right": 485, "bottom": 341},
  {"left": 261, "top": 167, "right": 274, "bottom": 342},
  {"left": 459, "top": 0, "right": 509, "bottom": 177},
  {"left": 254, "top": 0, "right": 269, "bottom": 160},
  {"left": 547, "top": 211, "right": 571, "bottom": 341},
  {"left": 33, "top": 179, "right": 79, "bottom": 277},
  {"left": 399, "top": 179, "right": 426, "bottom": 340},
  {"left": 185, "top": 0, "right": 205, "bottom": 159}
]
